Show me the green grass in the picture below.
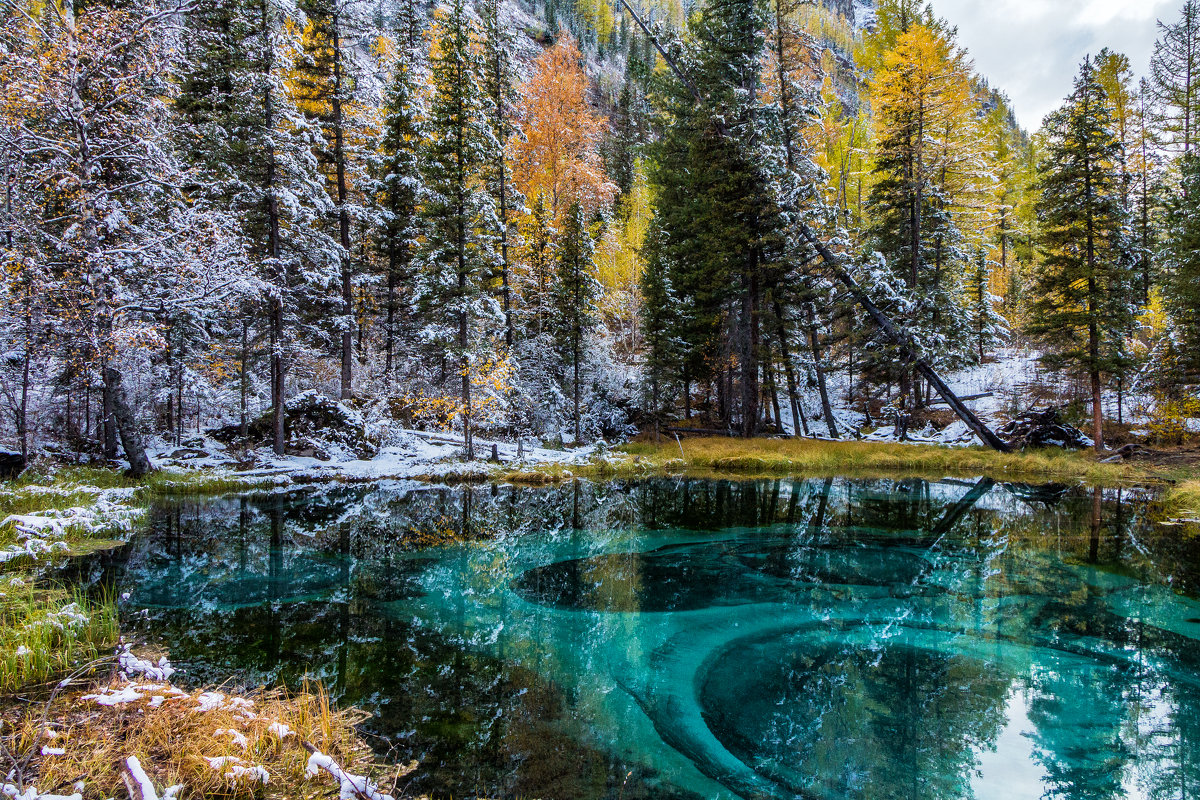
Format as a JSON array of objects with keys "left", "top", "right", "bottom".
[{"left": 0, "top": 577, "right": 117, "bottom": 694}]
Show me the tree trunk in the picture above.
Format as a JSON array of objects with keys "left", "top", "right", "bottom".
[
  {"left": 240, "top": 317, "right": 249, "bottom": 438},
  {"left": 104, "top": 365, "right": 153, "bottom": 477},
  {"left": 573, "top": 338, "right": 582, "bottom": 444},
  {"left": 333, "top": 9, "right": 353, "bottom": 401},
  {"left": 262, "top": 0, "right": 285, "bottom": 457},
  {"left": 385, "top": 243, "right": 397, "bottom": 379},
  {"left": 102, "top": 363, "right": 118, "bottom": 460},
  {"left": 740, "top": 250, "right": 760, "bottom": 438},
  {"left": 806, "top": 304, "right": 839, "bottom": 439},
  {"left": 772, "top": 301, "right": 808, "bottom": 437}
]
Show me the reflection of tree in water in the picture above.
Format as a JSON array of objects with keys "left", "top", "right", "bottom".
[
  {"left": 701, "top": 629, "right": 1010, "bottom": 800},
  {"left": 96, "top": 477, "right": 1200, "bottom": 800}
]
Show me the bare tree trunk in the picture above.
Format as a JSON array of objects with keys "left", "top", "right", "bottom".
[
  {"left": 772, "top": 301, "right": 807, "bottom": 437},
  {"left": 740, "top": 250, "right": 760, "bottom": 438},
  {"left": 240, "top": 317, "right": 249, "bottom": 437},
  {"left": 104, "top": 365, "right": 153, "bottom": 477},
  {"left": 805, "top": 304, "right": 838, "bottom": 439}
]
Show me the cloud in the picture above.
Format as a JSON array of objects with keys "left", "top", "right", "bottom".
[{"left": 932, "top": 0, "right": 1179, "bottom": 130}]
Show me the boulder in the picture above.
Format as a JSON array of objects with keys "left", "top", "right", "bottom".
[
  {"left": 210, "top": 391, "right": 376, "bottom": 461},
  {"left": 998, "top": 408, "right": 1093, "bottom": 450},
  {"left": 0, "top": 450, "right": 25, "bottom": 480}
]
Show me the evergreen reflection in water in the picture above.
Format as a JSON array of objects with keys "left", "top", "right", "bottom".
[{"left": 96, "top": 478, "right": 1200, "bottom": 800}]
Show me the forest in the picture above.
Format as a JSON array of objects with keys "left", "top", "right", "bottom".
[{"left": 2, "top": 0, "right": 1200, "bottom": 472}]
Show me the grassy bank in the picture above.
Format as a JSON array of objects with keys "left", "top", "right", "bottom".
[
  {"left": 503, "top": 437, "right": 1192, "bottom": 486},
  {"left": 1165, "top": 481, "right": 1200, "bottom": 520}
]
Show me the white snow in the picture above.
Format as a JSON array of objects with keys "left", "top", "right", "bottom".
[
  {"left": 118, "top": 645, "right": 175, "bottom": 682},
  {"left": 305, "top": 750, "right": 395, "bottom": 800}
]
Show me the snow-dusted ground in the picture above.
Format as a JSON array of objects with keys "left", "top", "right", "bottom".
[
  {"left": 771, "top": 348, "right": 1046, "bottom": 447},
  {"left": 147, "top": 428, "right": 603, "bottom": 483}
]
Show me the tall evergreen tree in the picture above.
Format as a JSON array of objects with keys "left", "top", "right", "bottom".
[
  {"left": 479, "top": 0, "right": 521, "bottom": 349},
  {"left": 293, "top": 0, "right": 363, "bottom": 398},
  {"left": 1028, "top": 57, "right": 1136, "bottom": 451},
  {"left": 966, "top": 248, "right": 1007, "bottom": 364},
  {"left": 1162, "top": 153, "right": 1200, "bottom": 382},
  {"left": 416, "top": 0, "right": 498, "bottom": 459},
  {"left": 371, "top": 13, "right": 425, "bottom": 382},
  {"left": 647, "top": 0, "right": 783, "bottom": 435},
  {"left": 553, "top": 202, "right": 598, "bottom": 443}
]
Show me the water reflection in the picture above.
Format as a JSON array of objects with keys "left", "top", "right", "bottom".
[{"left": 90, "top": 477, "right": 1200, "bottom": 800}]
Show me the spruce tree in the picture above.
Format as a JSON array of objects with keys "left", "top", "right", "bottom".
[
  {"left": 417, "top": 0, "right": 498, "bottom": 459},
  {"left": 966, "top": 248, "right": 1007, "bottom": 364},
  {"left": 553, "top": 202, "right": 598, "bottom": 443},
  {"left": 479, "top": 0, "right": 521, "bottom": 349},
  {"left": 1162, "top": 153, "right": 1200, "bottom": 382},
  {"left": 1028, "top": 57, "right": 1136, "bottom": 451},
  {"left": 371, "top": 23, "right": 425, "bottom": 382}
]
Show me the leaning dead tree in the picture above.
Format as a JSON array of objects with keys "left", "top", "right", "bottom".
[{"left": 616, "top": 0, "right": 1012, "bottom": 453}]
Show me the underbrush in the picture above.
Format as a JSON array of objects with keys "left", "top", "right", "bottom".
[{"left": 0, "top": 579, "right": 117, "bottom": 694}]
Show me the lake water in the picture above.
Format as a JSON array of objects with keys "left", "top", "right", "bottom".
[{"left": 87, "top": 478, "right": 1200, "bottom": 800}]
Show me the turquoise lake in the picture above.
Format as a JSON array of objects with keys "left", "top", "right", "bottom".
[{"left": 94, "top": 478, "right": 1200, "bottom": 799}]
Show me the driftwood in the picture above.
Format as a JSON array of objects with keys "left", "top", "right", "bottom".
[{"left": 614, "top": 0, "right": 1012, "bottom": 453}]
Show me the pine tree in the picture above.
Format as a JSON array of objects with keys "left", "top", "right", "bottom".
[
  {"left": 293, "top": 0, "right": 364, "bottom": 399},
  {"left": 647, "top": 0, "right": 784, "bottom": 435},
  {"left": 371, "top": 17, "right": 425, "bottom": 382},
  {"left": 966, "top": 248, "right": 1008, "bottom": 364},
  {"left": 1150, "top": 0, "right": 1200, "bottom": 155},
  {"left": 640, "top": 219, "right": 679, "bottom": 442},
  {"left": 1162, "top": 153, "right": 1200, "bottom": 382},
  {"left": 417, "top": 0, "right": 498, "bottom": 459},
  {"left": 552, "top": 202, "right": 598, "bottom": 443},
  {"left": 1028, "top": 57, "right": 1136, "bottom": 451},
  {"left": 479, "top": 0, "right": 521, "bottom": 349}
]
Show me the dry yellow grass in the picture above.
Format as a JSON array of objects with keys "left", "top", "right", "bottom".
[
  {"left": 10, "top": 674, "right": 410, "bottom": 799},
  {"left": 603, "top": 438, "right": 1146, "bottom": 484},
  {"left": 1165, "top": 480, "right": 1200, "bottom": 520}
]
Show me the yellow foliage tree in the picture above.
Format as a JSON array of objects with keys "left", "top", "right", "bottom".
[{"left": 510, "top": 34, "right": 615, "bottom": 223}]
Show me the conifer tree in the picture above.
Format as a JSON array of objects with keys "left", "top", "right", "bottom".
[
  {"left": 417, "top": 0, "right": 498, "bottom": 459},
  {"left": 553, "top": 202, "right": 598, "bottom": 443},
  {"left": 867, "top": 23, "right": 980, "bottom": 396},
  {"left": 479, "top": 0, "right": 521, "bottom": 348},
  {"left": 1029, "top": 57, "right": 1136, "bottom": 451},
  {"left": 293, "top": 0, "right": 364, "bottom": 398},
  {"left": 1162, "top": 153, "right": 1200, "bottom": 381},
  {"left": 371, "top": 15, "right": 425, "bottom": 381},
  {"left": 966, "top": 248, "right": 1007, "bottom": 364},
  {"left": 1150, "top": 0, "right": 1200, "bottom": 155}
]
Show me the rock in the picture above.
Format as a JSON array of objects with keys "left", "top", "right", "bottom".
[
  {"left": 210, "top": 390, "right": 377, "bottom": 461},
  {"left": 997, "top": 407, "right": 1093, "bottom": 450},
  {"left": 0, "top": 450, "right": 26, "bottom": 480},
  {"left": 168, "top": 448, "right": 209, "bottom": 460}
]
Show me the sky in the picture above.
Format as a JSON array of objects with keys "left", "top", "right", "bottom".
[{"left": 932, "top": 0, "right": 1180, "bottom": 131}]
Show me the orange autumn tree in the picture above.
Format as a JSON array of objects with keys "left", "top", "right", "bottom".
[{"left": 511, "top": 34, "right": 615, "bottom": 222}]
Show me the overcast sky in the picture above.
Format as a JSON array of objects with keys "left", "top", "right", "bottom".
[{"left": 932, "top": 0, "right": 1180, "bottom": 131}]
